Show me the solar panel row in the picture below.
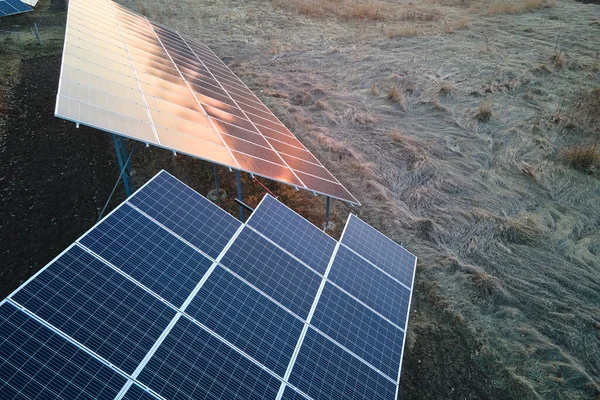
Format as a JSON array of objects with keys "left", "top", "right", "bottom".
[
  {"left": 56, "top": 0, "right": 359, "bottom": 205},
  {"left": 0, "top": 0, "right": 32, "bottom": 17},
  {"left": 0, "top": 171, "right": 416, "bottom": 399}
]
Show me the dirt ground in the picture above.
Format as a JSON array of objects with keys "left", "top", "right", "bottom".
[{"left": 1, "top": 0, "right": 600, "bottom": 399}]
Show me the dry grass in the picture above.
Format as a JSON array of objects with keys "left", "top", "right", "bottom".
[
  {"left": 438, "top": 82, "right": 455, "bottom": 96},
  {"left": 566, "top": 87, "right": 600, "bottom": 135},
  {"left": 387, "top": 85, "right": 408, "bottom": 110},
  {"left": 485, "top": 0, "right": 554, "bottom": 15},
  {"left": 560, "top": 146, "right": 600, "bottom": 175},
  {"left": 386, "top": 26, "right": 423, "bottom": 39},
  {"left": 475, "top": 100, "right": 493, "bottom": 122}
]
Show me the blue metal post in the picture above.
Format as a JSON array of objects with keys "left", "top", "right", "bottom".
[
  {"left": 117, "top": 136, "right": 131, "bottom": 176},
  {"left": 325, "top": 196, "right": 330, "bottom": 231},
  {"left": 236, "top": 170, "right": 243, "bottom": 221},
  {"left": 213, "top": 164, "right": 219, "bottom": 197},
  {"left": 112, "top": 134, "right": 132, "bottom": 196}
]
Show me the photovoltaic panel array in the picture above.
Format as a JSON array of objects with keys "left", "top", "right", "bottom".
[
  {"left": 54, "top": 0, "right": 359, "bottom": 205},
  {"left": 0, "top": 0, "right": 32, "bottom": 17},
  {"left": 0, "top": 170, "right": 416, "bottom": 399}
]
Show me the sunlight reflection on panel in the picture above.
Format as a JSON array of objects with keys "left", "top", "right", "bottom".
[{"left": 55, "top": 0, "right": 359, "bottom": 204}]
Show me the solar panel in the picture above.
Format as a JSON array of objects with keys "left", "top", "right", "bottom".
[
  {"left": 55, "top": 0, "right": 359, "bottom": 205},
  {"left": 0, "top": 0, "right": 32, "bottom": 17},
  {"left": 1, "top": 170, "right": 416, "bottom": 399}
]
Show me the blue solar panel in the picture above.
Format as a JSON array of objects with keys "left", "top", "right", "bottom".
[
  {"left": 0, "top": 169, "right": 417, "bottom": 400},
  {"left": 0, "top": 0, "right": 32, "bottom": 17},
  {"left": 281, "top": 386, "right": 309, "bottom": 400},
  {"left": 79, "top": 203, "right": 214, "bottom": 308},
  {"left": 220, "top": 227, "right": 322, "bottom": 319},
  {"left": 342, "top": 214, "right": 416, "bottom": 288},
  {"left": 11, "top": 245, "right": 177, "bottom": 375},
  {"left": 289, "top": 328, "right": 397, "bottom": 400},
  {"left": 128, "top": 171, "right": 242, "bottom": 259},
  {"left": 311, "top": 282, "right": 404, "bottom": 379},
  {"left": 0, "top": 302, "right": 126, "bottom": 399},
  {"left": 328, "top": 245, "right": 411, "bottom": 327},
  {"left": 247, "top": 195, "right": 336, "bottom": 274},
  {"left": 185, "top": 265, "right": 304, "bottom": 377},
  {"left": 121, "top": 384, "right": 159, "bottom": 400},
  {"left": 137, "top": 316, "right": 282, "bottom": 399}
]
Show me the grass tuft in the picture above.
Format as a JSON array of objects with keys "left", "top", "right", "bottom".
[
  {"left": 475, "top": 101, "right": 493, "bottom": 122},
  {"left": 560, "top": 146, "right": 600, "bottom": 175}
]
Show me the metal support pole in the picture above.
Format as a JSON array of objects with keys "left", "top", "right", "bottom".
[
  {"left": 213, "top": 164, "right": 219, "bottom": 196},
  {"left": 325, "top": 197, "right": 330, "bottom": 231},
  {"left": 236, "top": 170, "right": 243, "bottom": 221},
  {"left": 117, "top": 135, "right": 131, "bottom": 176},
  {"left": 34, "top": 23, "right": 42, "bottom": 46},
  {"left": 112, "top": 134, "right": 133, "bottom": 196}
]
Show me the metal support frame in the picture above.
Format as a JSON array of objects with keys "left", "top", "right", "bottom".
[
  {"left": 325, "top": 196, "right": 330, "bottom": 231},
  {"left": 236, "top": 170, "right": 243, "bottom": 221},
  {"left": 213, "top": 164, "right": 219, "bottom": 195},
  {"left": 112, "top": 134, "right": 133, "bottom": 196}
]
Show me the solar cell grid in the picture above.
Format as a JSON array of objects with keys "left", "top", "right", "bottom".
[
  {"left": 0, "top": 302, "right": 127, "bottom": 399},
  {"left": 0, "top": 0, "right": 32, "bottom": 17},
  {"left": 311, "top": 282, "right": 404, "bottom": 379},
  {"left": 56, "top": 0, "right": 359, "bottom": 204},
  {"left": 281, "top": 386, "right": 310, "bottom": 400},
  {"left": 289, "top": 328, "right": 397, "bottom": 400},
  {"left": 121, "top": 384, "right": 159, "bottom": 400},
  {"left": 342, "top": 214, "right": 417, "bottom": 288},
  {"left": 185, "top": 266, "right": 304, "bottom": 377},
  {"left": 327, "top": 245, "right": 411, "bottom": 327},
  {"left": 247, "top": 194, "right": 336, "bottom": 274},
  {"left": 11, "top": 245, "right": 177, "bottom": 375},
  {"left": 127, "top": 171, "right": 241, "bottom": 259},
  {"left": 138, "top": 317, "right": 282, "bottom": 400},
  {"left": 220, "top": 227, "right": 322, "bottom": 319},
  {"left": 78, "top": 203, "right": 214, "bottom": 308}
]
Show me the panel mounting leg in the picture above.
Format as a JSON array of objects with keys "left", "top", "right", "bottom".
[
  {"left": 236, "top": 170, "right": 243, "bottom": 221},
  {"left": 324, "top": 196, "right": 330, "bottom": 231},
  {"left": 213, "top": 164, "right": 219, "bottom": 196},
  {"left": 112, "top": 134, "right": 133, "bottom": 197}
]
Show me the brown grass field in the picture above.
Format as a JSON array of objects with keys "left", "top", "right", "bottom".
[{"left": 1, "top": 0, "right": 599, "bottom": 398}]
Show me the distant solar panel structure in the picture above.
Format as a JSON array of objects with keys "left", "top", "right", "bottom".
[
  {"left": 54, "top": 0, "right": 359, "bottom": 205},
  {"left": 0, "top": 170, "right": 416, "bottom": 399},
  {"left": 0, "top": 0, "right": 32, "bottom": 17}
]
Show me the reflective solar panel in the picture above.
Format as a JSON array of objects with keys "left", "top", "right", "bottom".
[
  {"left": 11, "top": 245, "right": 176, "bottom": 375},
  {"left": 342, "top": 214, "right": 416, "bottom": 288},
  {"left": 328, "top": 245, "right": 411, "bottom": 327},
  {"left": 1, "top": 170, "right": 416, "bottom": 399},
  {"left": 289, "top": 328, "right": 397, "bottom": 400},
  {"left": 0, "top": 302, "right": 126, "bottom": 399},
  {"left": 55, "top": 0, "right": 359, "bottom": 205},
  {"left": 0, "top": 0, "right": 32, "bottom": 17},
  {"left": 247, "top": 194, "right": 336, "bottom": 274},
  {"left": 185, "top": 266, "right": 304, "bottom": 376},
  {"left": 137, "top": 317, "right": 282, "bottom": 400},
  {"left": 220, "top": 227, "right": 322, "bottom": 319}
]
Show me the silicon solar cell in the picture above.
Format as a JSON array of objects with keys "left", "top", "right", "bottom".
[
  {"left": 127, "top": 171, "right": 241, "bottom": 259},
  {"left": 342, "top": 214, "right": 417, "bottom": 288},
  {"left": 185, "top": 266, "right": 304, "bottom": 376},
  {"left": 79, "top": 204, "right": 214, "bottom": 307},
  {"left": 0, "top": 0, "right": 32, "bottom": 17},
  {"left": 55, "top": 0, "right": 359, "bottom": 205},
  {"left": 220, "top": 227, "right": 322, "bottom": 319},
  {"left": 311, "top": 282, "right": 405, "bottom": 379},
  {"left": 0, "top": 303, "right": 126, "bottom": 399},
  {"left": 246, "top": 194, "right": 336, "bottom": 275},
  {"left": 0, "top": 170, "right": 416, "bottom": 399},
  {"left": 137, "top": 317, "right": 282, "bottom": 400},
  {"left": 288, "top": 328, "right": 398, "bottom": 400},
  {"left": 11, "top": 246, "right": 176, "bottom": 375},
  {"left": 327, "top": 245, "right": 412, "bottom": 327}
]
